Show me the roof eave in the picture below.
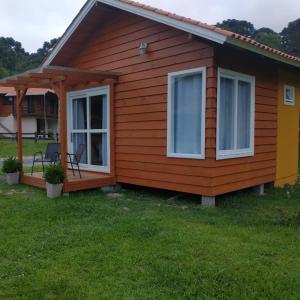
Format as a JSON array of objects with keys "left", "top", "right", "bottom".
[{"left": 226, "top": 37, "right": 300, "bottom": 69}]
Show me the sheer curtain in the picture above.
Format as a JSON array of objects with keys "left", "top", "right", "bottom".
[
  {"left": 73, "top": 98, "right": 87, "bottom": 130},
  {"left": 237, "top": 81, "right": 251, "bottom": 149},
  {"left": 173, "top": 73, "right": 203, "bottom": 155},
  {"left": 102, "top": 96, "right": 108, "bottom": 166},
  {"left": 219, "top": 77, "right": 235, "bottom": 151}
]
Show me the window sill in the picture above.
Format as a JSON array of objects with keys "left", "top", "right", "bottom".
[
  {"left": 167, "top": 153, "right": 205, "bottom": 160},
  {"left": 216, "top": 150, "right": 254, "bottom": 160}
]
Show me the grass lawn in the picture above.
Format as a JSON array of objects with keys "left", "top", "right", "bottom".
[
  {"left": 0, "top": 182, "right": 299, "bottom": 299},
  {"left": 0, "top": 139, "right": 50, "bottom": 158}
]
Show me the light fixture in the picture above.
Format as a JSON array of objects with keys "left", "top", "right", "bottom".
[{"left": 139, "top": 42, "right": 148, "bottom": 56}]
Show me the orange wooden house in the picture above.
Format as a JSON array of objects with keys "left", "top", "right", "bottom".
[{"left": 1, "top": 0, "right": 300, "bottom": 206}]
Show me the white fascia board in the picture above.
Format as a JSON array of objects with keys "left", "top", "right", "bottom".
[{"left": 43, "top": 0, "right": 226, "bottom": 66}]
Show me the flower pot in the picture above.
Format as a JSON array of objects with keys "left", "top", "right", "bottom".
[
  {"left": 46, "top": 183, "right": 63, "bottom": 199},
  {"left": 6, "top": 172, "right": 20, "bottom": 185}
]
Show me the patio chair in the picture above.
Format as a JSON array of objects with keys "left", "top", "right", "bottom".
[
  {"left": 67, "top": 144, "right": 86, "bottom": 179},
  {"left": 31, "top": 143, "right": 60, "bottom": 175}
]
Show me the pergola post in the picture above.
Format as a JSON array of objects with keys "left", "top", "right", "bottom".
[
  {"left": 15, "top": 88, "right": 27, "bottom": 169},
  {"left": 53, "top": 81, "right": 68, "bottom": 176}
]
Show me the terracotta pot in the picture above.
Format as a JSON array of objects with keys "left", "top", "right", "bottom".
[
  {"left": 46, "top": 183, "right": 63, "bottom": 199},
  {"left": 6, "top": 172, "right": 20, "bottom": 185}
]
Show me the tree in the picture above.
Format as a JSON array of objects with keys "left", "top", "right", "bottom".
[
  {"left": 281, "top": 19, "right": 300, "bottom": 56},
  {"left": 254, "top": 28, "right": 282, "bottom": 50},
  {"left": 0, "top": 37, "right": 29, "bottom": 74},
  {"left": 0, "top": 37, "right": 60, "bottom": 76},
  {"left": 216, "top": 19, "right": 256, "bottom": 37},
  {"left": 0, "top": 66, "right": 9, "bottom": 79}
]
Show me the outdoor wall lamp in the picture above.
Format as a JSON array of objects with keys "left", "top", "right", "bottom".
[{"left": 139, "top": 42, "right": 148, "bottom": 56}]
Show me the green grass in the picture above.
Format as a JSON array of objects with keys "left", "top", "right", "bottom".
[
  {"left": 0, "top": 139, "right": 50, "bottom": 158},
  {"left": 0, "top": 182, "right": 299, "bottom": 299}
]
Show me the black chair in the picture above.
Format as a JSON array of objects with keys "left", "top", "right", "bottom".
[
  {"left": 31, "top": 143, "right": 60, "bottom": 175},
  {"left": 67, "top": 144, "right": 86, "bottom": 178}
]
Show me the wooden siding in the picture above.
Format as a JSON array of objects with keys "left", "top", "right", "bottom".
[{"left": 59, "top": 8, "right": 279, "bottom": 196}]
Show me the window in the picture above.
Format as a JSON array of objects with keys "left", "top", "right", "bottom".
[
  {"left": 167, "top": 67, "right": 206, "bottom": 159},
  {"left": 4, "top": 96, "right": 13, "bottom": 105},
  {"left": 27, "top": 96, "right": 35, "bottom": 113},
  {"left": 284, "top": 85, "right": 295, "bottom": 106},
  {"left": 217, "top": 69, "right": 255, "bottom": 160},
  {"left": 68, "top": 87, "right": 110, "bottom": 173}
]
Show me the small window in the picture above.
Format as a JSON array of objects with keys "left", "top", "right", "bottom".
[
  {"left": 284, "top": 85, "right": 295, "bottom": 106},
  {"left": 4, "top": 96, "right": 13, "bottom": 105},
  {"left": 217, "top": 69, "right": 255, "bottom": 160},
  {"left": 167, "top": 67, "right": 206, "bottom": 159},
  {"left": 27, "top": 96, "right": 35, "bottom": 113}
]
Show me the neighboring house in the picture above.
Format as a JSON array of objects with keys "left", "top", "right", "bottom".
[
  {"left": 0, "top": 0, "right": 300, "bottom": 205},
  {"left": 0, "top": 87, "right": 58, "bottom": 136}
]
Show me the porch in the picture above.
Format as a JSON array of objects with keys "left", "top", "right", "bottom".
[
  {"left": 22, "top": 170, "right": 116, "bottom": 193},
  {"left": 0, "top": 65, "right": 120, "bottom": 192}
]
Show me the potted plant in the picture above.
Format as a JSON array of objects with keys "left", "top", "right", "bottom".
[
  {"left": 1, "top": 157, "right": 22, "bottom": 185},
  {"left": 44, "top": 163, "right": 65, "bottom": 199}
]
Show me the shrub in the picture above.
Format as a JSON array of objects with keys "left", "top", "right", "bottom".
[
  {"left": 1, "top": 157, "right": 22, "bottom": 173},
  {"left": 44, "top": 164, "right": 65, "bottom": 184}
]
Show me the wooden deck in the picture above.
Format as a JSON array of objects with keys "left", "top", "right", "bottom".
[{"left": 21, "top": 170, "right": 116, "bottom": 193}]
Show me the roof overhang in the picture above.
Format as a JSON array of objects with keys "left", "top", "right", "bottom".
[
  {"left": 226, "top": 37, "right": 300, "bottom": 69},
  {"left": 0, "top": 65, "right": 121, "bottom": 90}
]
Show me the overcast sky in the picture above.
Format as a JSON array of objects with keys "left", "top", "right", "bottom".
[{"left": 0, "top": 0, "right": 299, "bottom": 53}]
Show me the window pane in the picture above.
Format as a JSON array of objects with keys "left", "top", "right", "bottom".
[
  {"left": 72, "top": 133, "right": 87, "bottom": 164},
  {"left": 237, "top": 80, "right": 251, "bottom": 149},
  {"left": 172, "top": 73, "right": 203, "bottom": 155},
  {"left": 219, "top": 77, "right": 235, "bottom": 151},
  {"left": 73, "top": 98, "right": 87, "bottom": 129},
  {"left": 90, "top": 95, "right": 107, "bottom": 129},
  {"left": 91, "top": 133, "right": 108, "bottom": 166}
]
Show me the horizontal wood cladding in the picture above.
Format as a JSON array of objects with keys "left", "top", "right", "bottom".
[{"left": 67, "top": 9, "right": 278, "bottom": 196}]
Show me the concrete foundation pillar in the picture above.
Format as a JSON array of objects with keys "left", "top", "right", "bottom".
[
  {"left": 254, "top": 184, "right": 265, "bottom": 196},
  {"left": 202, "top": 196, "right": 216, "bottom": 208}
]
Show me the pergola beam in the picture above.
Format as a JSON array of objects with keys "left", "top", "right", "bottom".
[{"left": 0, "top": 65, "right": 121, "bottom": 89}]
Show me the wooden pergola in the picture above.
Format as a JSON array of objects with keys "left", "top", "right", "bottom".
[{"left": 0, "top": 65, "right": 121, "bottom": 192}]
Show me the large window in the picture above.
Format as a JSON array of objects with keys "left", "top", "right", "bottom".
[
  {"left": 217, "top": 69, "right": 255, "bottom": 160},
  {"left": 167, "top": 67, "right": 206, "bottom": 159}
]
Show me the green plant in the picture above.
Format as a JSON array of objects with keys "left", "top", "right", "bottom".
[
  {"left": 44, "top": 163, "right": 65, "bottom": 184},
  {"left": 1, "top": 157, "right": 22, "bottom": 173}
]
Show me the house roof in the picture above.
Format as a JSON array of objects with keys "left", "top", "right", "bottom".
[
  {"left": 0, "top": 87, "right": 53, "bottom": 96},
  {"left": 43, "top": 0, "right": 300, "bottom": 69}
]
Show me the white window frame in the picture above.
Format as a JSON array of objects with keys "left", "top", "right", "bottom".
[
  {"left": 167, "top": 67, "right": 206, "bottom": 160},
  {"left": 67, "top": 86, "right": 110, "bottom": 173},
  {"left": 216, "top": 68, "right": 255, "bottom": 160},
  {"left": 284, "top": 85, "right": 295, "bottom": 106}
]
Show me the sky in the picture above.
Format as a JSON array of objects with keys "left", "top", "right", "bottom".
[{"left": 0, "top": 0, "right": 299, "bottom": 53}]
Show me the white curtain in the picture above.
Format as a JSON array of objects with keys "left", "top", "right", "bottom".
[
  {"left": 101, "top": 96, "right": 108, "bottom": 166},
  {"left": 173, "top": 73, "right": 203, "bottom": 155},
  {"left": 102, "top": 133, "right": 108, "bottom": 166},
  {"left": 73, "top": 133, "right": 87, "bottom": 163},
  {"left": 73, "top": 98, "right": 86, "bottom": 130},
  {"left": 237, "top": 81, "right": 251, "bottom": 149},
  {"left": 219, "top": 77, "right": 235, "bottom": 151},
  {"left": 102, "top": 95, "right": 108, "bottom": 130}
]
